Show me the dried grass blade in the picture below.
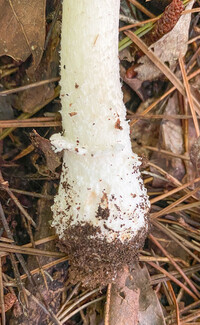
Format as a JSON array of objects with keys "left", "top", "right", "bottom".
[
  {"left": 125, "top": 31, "right": 200, "bottom": 116},
  {"left": 0, "top": 235, "right": 58, "bottom": 259},
  {"left": 149, "top": 234, "right": 200, "bottom": 298},
  {"left": 0, "top": 176, "right": 36, "bottom": 227},
  {"left": 0, "top": 77, "right": 59, "bottom": 96},
  {"left": 0, "top": 258, "right": 6, "bottom": 324},
  {"left": 24, "top": 288, "right": 62, "bottom": 325},
  {"left": 151, "top": 186, "right": 200, "bottom": 218},
  {"left": 0, "top": 242, "right": 65, "bottom": 258},
  {"left": 104, "top": 283, "right": 112, "bottom": 325},
  {"left": 119, "top": 17, "right": 158, "bottom": 32},
  {"left": 130, "top": 68, "right": 200, "bottom": 126},
  {"left": 179, "top": 55, "right": 200, "bottom": 137},
  {"left": 128, "top": 0, "right": 155, "bottom": 18},
  {"left": 130, "top": 86, "right": 175, "bottom": 126},
  {"left": 57, "top": 288, "right": 100, "bottom": 321},
  {"left": 0, "top": 86, "right": 60, "bottom": 141},
  {"left": 143, "top": 145, "right": 190, "bottom": 160},
  {"left": 167, "top": 281, "right": 180, "bottom": 325},
  {"left": 151, "top": 264, "right": 200, "bottom": 286},
  {"left": 147, "top": 261, "right": 198, "bottom": 301},
  {"left": 153, "top": 220, "right": 200, "bottom": 258},
  {"left": 0, "top": 121, "right": 61, "bottom": 128},
  {"left": 151, "top": 176, "right": 200, "bottom": 204},
  {"left": 180, "top": 309, "right": 200, "bottom": 323},
  {"left": 60, "top": 296, "right": 105, "bottom": 324},
  {"left": 162, "top": 200, "right": 200, "bottom": 214},
  {"left": 20, "top": 256, "right": 68, "bottom": 281}
]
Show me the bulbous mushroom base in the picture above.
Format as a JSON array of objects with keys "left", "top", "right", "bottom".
[{"left": 58, "top": 219, "right": 149, "bottom": 288}]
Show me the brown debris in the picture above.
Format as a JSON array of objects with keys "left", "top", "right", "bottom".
[
  {"left": 115, "top": 118, "right": 123, "bottom": 130},
  {"left": 0, "top": 293, "right": 17, "bottom": 314},
  {"left": 69, "top": 112, "right": 77, "bottom": 116},
  {"left": 58, "top": 219, "right": 149, "bottom": 288},
  {"left": 31, "top": 130, "right": 61, "bottom": 174}
]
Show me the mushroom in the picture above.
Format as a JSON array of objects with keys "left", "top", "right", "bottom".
[{"left": 51, "top": 0, "right": 150, "bottom": 287}]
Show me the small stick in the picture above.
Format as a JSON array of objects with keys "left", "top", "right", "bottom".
[
  {"left": 179, "top": 56, "right": 200, "bottom": 137},
  {"left": 125, "top": 31, "right": 200, "bottom": 116},
  {"left": 147, "top": 261, "right": 198, "bottom": 301},
  {"left": 0, "top": 173, "right": 36, "bottom": 227},
  {"left": 0, "top": 242, "right": 65, "bottom": 258},
  {"left": 104, "top": 283, "right": 112, "bottom": 325},
  {"left": 119, "top": 16, "right": 158, "bottom": 32},
  {"left": 150, "top": 176, "right": 200, "bottom": 204},
  {"left": 151, "top": 186, "right": 200, "bottom": 218},
  {"left": 153, "top": 220, "right": 200, "bottom": 262},
  {"left": 149, "top": 234, "right": 200, "bottom": 298},
  {"left": 130, "top": 67, "right": 200, "bottom": 126},
  {"left": 143, "top": 145, "right": 190, "bottom": 161},
  {"left": 60, "top": 296, "right": 105, "bottom": 323},
  {"left": 128, "top": 0, "right": 155, "bottom": 18},
  {"left": 0, "top": 77, "right": 59, "bottom": 96},
  {"left": 167, "top": 281, "right": 180, "bottom": 325},
  {"left": 0, "top": 258, "right": 6, "bottom": 325}
]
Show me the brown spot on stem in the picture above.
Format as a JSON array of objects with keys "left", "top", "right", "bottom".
[
  {"left": 69, "top": 112, "right": 77, "bottom": 116},
  {"left": 115, "top": 118, "right": 123, "bottom": 130},
  {"left": 96, "top": 205, "right": 110, "bottom": 220}
]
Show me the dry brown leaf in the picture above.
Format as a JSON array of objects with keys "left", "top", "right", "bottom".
[
  {"left": 109, "top": 264, "right": 166, "bottom": 325},
  {"left": 190, "top": 136, "right": 200, "bottom": 172},
  {"left": 31, "top": 130, "right": 61, "bottom": 175},
  {"left": 130, "top": 99, "right": 161, "bottom": 157},
  {"left": 0, "top": 0, "right": 46, "bottom": 73},
  {"left": 135, "top": 1, "right": 195, "bottom": 81},
  {"left": 151, "top": 92, "right": 185, "bottom": 187},
  {"left": 13, "top": 19, "right": 60, "bottom": 113}
]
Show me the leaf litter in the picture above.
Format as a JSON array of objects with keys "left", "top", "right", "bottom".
[
  {"left": 0, "top": 0, "right": 200, "bottom": 324},
  {"left": 0, "top": 0, "right": 46, "bottom": 73}
]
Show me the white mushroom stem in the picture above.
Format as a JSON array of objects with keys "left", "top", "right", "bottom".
[{"left": 51, "top": 0, "right": 150, "bottom": 285}]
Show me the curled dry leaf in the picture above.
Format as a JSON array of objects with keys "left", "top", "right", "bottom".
[
  {"left": 0, "top": 0, "right": 46, "bottom": 73},
  {"left": 135, "top": 1, "right": 195, "bottom": 81},
  {"left": 31, "top": 130, "right": 61, "bottom": 175}
]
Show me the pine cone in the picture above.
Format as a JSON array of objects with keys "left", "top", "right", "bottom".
[{"left": 148, "top": 0, "right": 184, "bottom": 44}]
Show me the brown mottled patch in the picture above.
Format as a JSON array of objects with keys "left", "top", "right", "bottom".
[
  {"left": 58, "top": 216, "right": 149, "bottom": 288},
  {"left": 69, "top": 112, "right": 77, "bottom": 116},
  {"left": 75, "top": 83, "right": 79, "bottom": 88},
  {"left": 115, "top": 118, "right": 123, "bottom": 130},
  {"left": 96, "top": 205, "right": 110, "bottom": 220},
  {"left": 101, "top": 192, "right": 108, "bottom": 205}
]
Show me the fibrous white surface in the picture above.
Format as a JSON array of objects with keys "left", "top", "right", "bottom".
[{"left": 51, "top": 0, "right": 150, "bottom": 244}]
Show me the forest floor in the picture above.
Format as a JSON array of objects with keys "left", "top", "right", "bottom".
[{"left": 0, "top": 0, "right": 200, "bottom": 324}]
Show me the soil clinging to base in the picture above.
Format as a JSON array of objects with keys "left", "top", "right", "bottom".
[{"left": 58, "top": 216, "right": 149, "bottom": 288}]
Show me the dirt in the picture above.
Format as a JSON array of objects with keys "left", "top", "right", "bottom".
[{"left": 58, "top": 216, "right": 149, "bottom": 288}]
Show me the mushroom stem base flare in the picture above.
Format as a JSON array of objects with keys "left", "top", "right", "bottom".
[{"left": 58, "top": 221, "right": 149, "bottom": 288}]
